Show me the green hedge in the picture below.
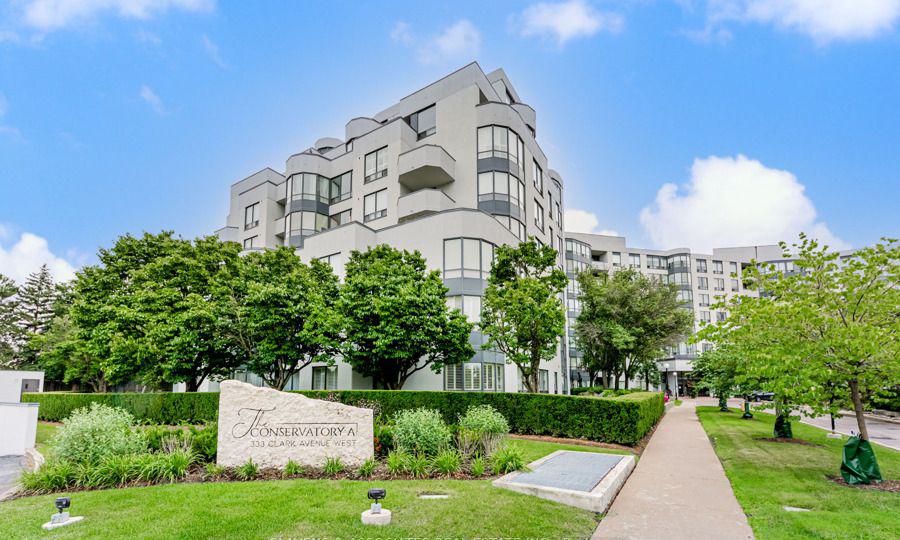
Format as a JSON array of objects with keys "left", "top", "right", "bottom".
[
  {"left": 570, "top": 387, "right": 648, "bottom": 397},
  {"left": 23, "top": 390, "right": 664, "bottom": 445}
]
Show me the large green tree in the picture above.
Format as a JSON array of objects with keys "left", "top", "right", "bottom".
[
  {"left": 220, "top": 247, "right": 340, "bottom": 390},
  {"left": 0, "top": 273, "right": 22, "bottom": 368},
  {"left": 337, "top": 245, "right": 474, "bottom": 390},
  {"left": 480, "top": 239, "right": 566, "bottom": 392},
  {"left": 30, "top": 314, "right": 108, "bottom": 392},
  {"left": 17, "top": 264, "right": 57, "bottom": 336},
  {"left": 574, "top": 268, "right": 692, "bottom": 389}
]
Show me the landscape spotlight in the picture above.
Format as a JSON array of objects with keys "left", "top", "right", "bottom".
[
  {"left": 54, "top": 497, "right": 70, "bottom": 514},
  {"left": 367, "top": 488, "right": 386, "bottom": 513}
]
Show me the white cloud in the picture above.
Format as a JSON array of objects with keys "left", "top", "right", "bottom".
[
  {"left": 639, "top": 155, "right": 848, "bottom": 253},
  {"left": 139, "top": 84, "right": 166, "bottom": 114},
  {"left": 0, "top": 92, "right": 24, "bottom": 142},
  {"left": 564, "top": 209, "right": 619, "bottom": 236},
  {"left": 390, "top": 21, "right": 413, "bottom": 45},
  {"left": 201, "top": 34, "right": 227, "bottom": 68},
  {"left": 0, "top": 231, "right": 78, "bottom": 284},
  {"left": 696, "top": 0, "right": 900, "bottom": 44},
  {"left": 418, "top": 20, "right": 481, "bottom": 65},
  {"left": 516, "top": 0, "right": 624, "bottom": 46},
  {"left": 135, "top": 28, "right": 161, "bottom": 45},
  {"left": 21, "top": 0, "right": 215, "bottom": 32}
]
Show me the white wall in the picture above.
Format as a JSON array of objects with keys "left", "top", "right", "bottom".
[
  {"left": 0, "top": 402, "right": 38, "bottom": 456},
  {"left": 0, "top": 370, "right": 44, "bottom": 403}
]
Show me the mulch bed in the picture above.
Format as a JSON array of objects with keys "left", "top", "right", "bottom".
[
  {"left": 827, "top": 476, "right": 900, "bottom": 492},
  {"left": 754, "top": 437, "right": 822, "bottom": 447}
]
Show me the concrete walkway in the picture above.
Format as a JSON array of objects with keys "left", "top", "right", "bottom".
[{"left": 593, "top": 400, "right": 754, "bottom": 540}]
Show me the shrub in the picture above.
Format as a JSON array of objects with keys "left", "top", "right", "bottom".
[
  {"left": 393, "top": 408, "right": 451, "bottom": 455},
  {"left": 386, "top": 450, "right": 408, "bottom": 476},
  {"left": 189, "top": 424, "right": 217, "bottom": 462},
  {"left": 283, "top": 459, "right": 304, "bottom": 476},
  {"left": 236, "top": 458, "right": 258, "bottom": 480},
  {"left": 356, "top": 458, "right": 377, "bottom": 478},
  {"left": 404, "top": 453, "right": 430, "bottom": 478},
  {"left": 458, "top": 405, "right": 509, "bottom": 457},
  {"left": 205, "top": 462, "right": 226, "bottom": 478},
  {"left": 373, "top": 423, "right": 394, "bottom": 456},
  {"left": 20, "top": 460, "right": 75, "bottom": 493},
  {"left": 51, "top": 403, "right": 146, "bottom": 464},
  {"left": 491, "top": 445, "right": 526, "bottom": 475},
  {"left": 25, "top": 389, "right": 665, "bottom": 445},
  {"left": 324, "top": 457, "right": 344, "bottom": 476},
  {"left": 470, "top": 455, "right": 486, "bottom": 477},
  {"left": 431, "top": 449, "right": 461, "bottom": 476}
]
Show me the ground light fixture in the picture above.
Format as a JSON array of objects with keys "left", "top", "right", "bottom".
[
  {"left": 42, "top": 496, "right": 84, "bottom": 530},
  {"left": 361, "top": 487, "right": 391, "bottom": 526}
]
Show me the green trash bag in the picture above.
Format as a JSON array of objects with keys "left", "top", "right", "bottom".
[
  {"left": 774, "top": 414, "right": 792, "bottom": 438},
  {"left": 840, "top": 436, "right": 883, "bottom": 485}
]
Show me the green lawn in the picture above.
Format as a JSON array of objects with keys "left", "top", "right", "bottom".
[
  {"left": 697, "top": 406, "right": 900, "bottom": 540},
  {"left": 1, "top": 435, "right": 624, "bottom": 539},
  {"left": 34, "top": 422, "right": 58, "bottom": 454}
]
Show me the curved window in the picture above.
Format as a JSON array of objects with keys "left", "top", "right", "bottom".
[
  {"left": 477, "top": 172, "right": 526, "bottom": 213},
  {"left": 444, "top": 238, "right": 495, "bottom": 280},
  {"left": 289, "top": 173, "right": 330, "bottom": 205},
  {"left": 565, "top": 240, "right": 590, "bottom": 260},
  {"left": 287, "top": 211, "right": 328, "bottom": 238},
  {"left": 492, "top": 215, "right": 526, "bottom": 241},
  {"left": 478, "top": 125, "right": 525, "bottom": 170}
]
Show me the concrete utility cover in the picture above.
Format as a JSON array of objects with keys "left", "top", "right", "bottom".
[{"left": 509, "top": 451, "right": 623, "bottom": 492}]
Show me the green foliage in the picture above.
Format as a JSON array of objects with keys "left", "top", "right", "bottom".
[
  {"left": 691, "top": 347, "right": 746, "bottom": 405},
  {"left": 283, "top": 459, "right": 304, "bottom": 476},
  {"left": 480, "top": 239, "right": 567, "bottom": 392},
  {"left": 373, "top": 423, "right": 394, "bottom": 456},
  {"left": 323, "top": 457, "right": 344, "bottom": 476},
  {"left": 470, "top": 455, "right": 486, "bottom": 476},
  {"left": 204, "top": 462, "right": 226, "bottom": 478},
  {"left": 575, "top": 267, "right": 692, "bottom": 389},
  {"left": 386, "top": 450, "right": 408, "bottom": 476},
  {"left": 337, "top": 245, "right": 474, "bottom": 389},
  {"left": 188, "top": 424, "right": 217, "bottom": 462},
  {"left": 403, "top": 453, "right": 430, "bottom": 478},
  {"left": 356, "top": 458, "right": 377, "bottom": 478},
  {"left": 26, "top": 389, "right": 665, "bottom": 445},
  {"left": 236, "top": 458, "right": 258, "bottom": 480},
  {"left": 458, "top": 404, "right": 509, "bottom": 457},
  {"left": 430, "top": 449, "right": 461, "bottom": 476},
  {"left": 570, "top": 387, "right": 646, "bottom": 397},
  {"left": 491, "top": 445, "right": 526, "bottom": 475},
  {"left": 222, "top": 248, "right": 341, "bottom": 389},
  {"left": 0, "top": 273, "right": 23, "bottom": 368},
  {"left": 16, "top": 264, "right": 58, "bottom": 366},
  {"left": 393, "top": 408, "right": 452, "bottom": 455},
  {"left": 50, "top": 403, "right": 146, "bottom": 464}
]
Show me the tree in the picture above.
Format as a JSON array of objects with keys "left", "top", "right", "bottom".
[
  {"left": 337, "top": 245, "right": 474, "bottom": 390},
  {"left": 70, "top": 232, "right": 185, "bottom": 386},
  {"left": 30, "top": 315, "right": 108, "bottom": 392},
  {"left": 127, "top": 235, "right": 244, "bottom": 391},
  {"left": 692, "top": 346, "right": 743, "bottom": 411},
  {"left": 18, "top": 264, "right": 57, "bottom": 336},
  {"left": 480, "top": 239, "right": 566, "bottom": 392},
  {"left": 0, "top": 274, "right": 22, "bottom": 368},
  {"left": 221, "top": 247, "right": 340, "bottom": 390},
  {"left": 574, "top": 268, "right": 692, "bottom": 390}
]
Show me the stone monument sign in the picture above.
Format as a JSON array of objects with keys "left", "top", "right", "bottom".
[{"left": 216, "top": 380, "right": 374, "bottom": 468}]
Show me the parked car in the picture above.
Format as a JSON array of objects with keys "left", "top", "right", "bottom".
[{"left": 749, "top": 391, "right": 775, "bottom": 401}]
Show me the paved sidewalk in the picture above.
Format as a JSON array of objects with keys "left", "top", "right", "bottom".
[{"left": 593, "top": 400, "right": 753, "bottom": 540}]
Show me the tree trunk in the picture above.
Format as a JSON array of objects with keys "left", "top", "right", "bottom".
[
  {"left": 645, "top": 375, "right": 650, "bottom": 391},
  {"left": 187, "top": 378, "right": 200, "bottom": 392},
  {"left": 848, "top": 379, "right": 869, "bottom": 441},
  {"left": 613, "top": 369, "right": 620, "bottom": 390}
]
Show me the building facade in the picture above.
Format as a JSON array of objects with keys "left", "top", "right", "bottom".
[
  {"left": 216, "top": 63, "right": 569, "bottom": 394},
  {"left": 562, "top": 233, "right": 818, "bottom": 395}
]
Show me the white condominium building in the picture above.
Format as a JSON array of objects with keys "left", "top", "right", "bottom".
[{"left": 216, "top": 63, "right": 569, "bottom": 394}]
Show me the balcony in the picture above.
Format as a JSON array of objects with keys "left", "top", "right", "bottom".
[
  {"left": 398, "top": 145, "right": 455, "bottom": 191},
  {"left": 397, "top": 188, "right": 456, "bottom": 222}
]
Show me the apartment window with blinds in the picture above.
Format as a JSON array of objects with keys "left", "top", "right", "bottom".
[
  {"left": 330, "top": 171, "right": 352, "bottom": 203},
  {"left": 532, "top": 160, "right": 543, "bottom": 193},
  {"left": 408, "top": 104, "right": 436, "bottom": 139},
  {"left": 364, "top": 147, "right": 388, "bottom": 183},
  {"left": 700, "top": 311, "right": 711, "bottom": 323},
  {"left": 443, "top": 238, "right": 495, "bottom": 279},
  {"left": 244, "top": 202, "right": 259, "bottom": 230},
  {"left": 477, "top": 171, "right": 526, "bottom": 214},
  {"left": 699, "top": 293, "right": 710, "bottom": 307},
  {"left": 714, "top": 278, "right": 725, "bottom": 291},
  {"left": 445, "top": 364, "right": 464, "bottom": 391},
  {"left": 696, "top": 258, "right": 707, "bottom": 273},
  {"left": 290, "top": 173, "right": 330, "bottom": 204},
  {"left": 731, "top": 279, "right": 740, "bottom": 292},
  {"left": 477, "top": 125, "right": 525, "bottom": 169},
  {"left": 647, "top": 255, "right": 666, "bottom": 269},
  {"left": 483, "top": 363, "right": 503, "bottom": 392},
  {"left": 713, "top": 260, "right": 724, "bottom": 274},
  {"left": 311, "top": 366, "right": 337, "bottom": 390},
  {"left": 629, "top": 253, "right": 641, "bottom": 268},
  {"left": 698, "top": 276, "right": 709, "bottom": 290},
  {"left": 446, "top": 295, "right": 482, "bottom": 323},
  {"left": 363, "top": 189, "right": 387, "bottom": 222},
  {"left": 538, "top": 369, "right": 549, "bottom": 393},
  {"left": 463, "top": 363, "right": 482, "bottom": 391},
  {"left": 730, "top": 261, "right": 739, "bottom": 276},
  {"left": 534, "top": 200, "right": 544, "bottom": 230}
]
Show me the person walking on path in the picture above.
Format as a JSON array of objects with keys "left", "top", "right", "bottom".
[{"left": 593, "top": 399, "right": 754, "bottom": 540}]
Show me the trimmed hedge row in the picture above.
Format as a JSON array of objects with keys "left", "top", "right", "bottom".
[{"left": 23, "top": 389, "right": 664, "bottom": 445}]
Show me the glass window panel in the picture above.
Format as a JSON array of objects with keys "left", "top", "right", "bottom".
[
  {"left": 477, "top": 126, "right": 492, "bottom": 154},
  {"left": 493, "top": 126, "right": 508, "bottom": 153},
  {"left": 477, "top": 172, "right": 492, "bottom": 195},
  {"left": 376, "top": 189, "right": 387, "bottom": 210},
  {"left": 365, "top": 152, "right": 375, "bottom": 177},
  {"left": 481, "top": 242, "right": 493, "bottom": 279},
  {"left": 496, "top": 172, "right": 509, "bottom": 196},
  {"left": 376, "top": 147, "right": 387, "bottom": 171},
  {"left": 463, "top": 239, "right": 480, "bottom": 278},
  {"left": 444, "top": 239, "right": 461, "bottom": 277}
]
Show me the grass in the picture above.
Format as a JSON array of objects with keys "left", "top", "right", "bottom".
[
  {"left": 674, "top": 399, "right": 683, "bottom": 406},
  {"left": 0, "top": 437, "right": 624, "bottom": 539},
  {"left": 697, "top": 406, "right": 900, "bottom": 540},
  {"left": 34, "top": 422, "right": 58, "bottom": 454},
  {"left": 508, "top": 438, "right": 634, "bottom": 464}
]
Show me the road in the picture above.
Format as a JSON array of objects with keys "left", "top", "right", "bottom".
[{"left": 800, "top": 413, "right": 900, "bottom": 451}]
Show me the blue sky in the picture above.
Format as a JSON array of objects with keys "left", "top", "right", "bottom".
[{"left": 1, "top": 0, "right": 898, "bottom": 282}]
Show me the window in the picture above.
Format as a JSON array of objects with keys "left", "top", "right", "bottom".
[
  {"left": 329, "top": 209, "right": 351, "bottom": 228},
  {"left": 493, "top": 215, "right": 526, "bottom": 241},
  {"left": 445, "top": 364, "right": 463, "bottom": 391},
  {"left": 244, "top": 202, "right": 259, "bottom": 230},
  {"left": 538, "top": 370, "right": 549, "bottom": 393},
  {"left": 713, "top": 260, "right": 724, "bottom": 274},
  {"left": 443, "top": 238, "right": 495, "bottom": 280},
  {"left": 319, "top": 252, "right": 341, "bottom": 267},
  {"left": 290, "top": 173, "right": 330, "bottom": 204},
  {"left": 534, "top": 200, "right": 544, "bottom": 230},
  {"left": 730, "top": 262, "right": 739, "bottom": 276},
  {"left": 698, "top": 276, "right": 709, "bottom": 290},
  {"left": 408, "top": 104, "right": 436, "bottom": 139},
  {"left": 532, "top": 160, "right": 543, "bottom": 192},
  {"left": 612, "top": 252, "right": 622, "bottom": 267},
  {"left": 364, "top": 147, "right": 388, "bottom": 183},
  {"left": 629, "top": 253, "right": 641, "bottom": 268},
  {"left": 668, "top": 254, "right": 689, "bottom": 270},
  {"left": 477, "top": 125, "right": 525, "bottom": 170},
  {"left": 676, "top": 289, "right": 693, "bottom": 303},
  {"left": 647, "top": 255, "right": 666, "bottom": 269},
  {"left": 714, "top": 278, "right": 725, "bottom": 291},
  {"left": 287, "top": 211, "right": 328, "bottom": 237},
  {"left": 477, "top": 171, "right": 526, "bottom": 214},
  {"left": 700, "top": 311, "right": 711, "bottom": 323},
  {"left": 716, "top": 311, "right": 727, "bottom": 322},
  {"left": 668, "top": 272, "right": 691, "bottom": 286},
  {"left": 312, "top": 366, "right": 337, "bottom": 390},
  {"left": 464, "top": 363, "right": 482, "bottom": 391},
  {"left": 565, "top": 240, "right": 590, "bottom": 259},
  {"left": 731, "top": 279, "right": 739, "bottom": 292},
  {"left": 483, "top": 363, "right": 503, "bottom": 392},
  {"left": 330, "top": 171, "right": 352, "bottom": 203},
  {"left": 243, "top": 236, "right": 257, "bottom": 250},
  {"left": 446, "top": 295, "right": 482, "bottom": 323},
  {"left": 699, "top": 293, "right": 710, "bottom": 307},
  {"left": 345, "top": 140, "right": 353, "bottom": 152},
  {"left": 363, "top": 189, "right": 387, "bottom": 222},
  {"left": 554, "top": 201, "right": 561, "bottom": 225},
  {"left": 696, "top": 258, "right": 707, "bottom": 273}
]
